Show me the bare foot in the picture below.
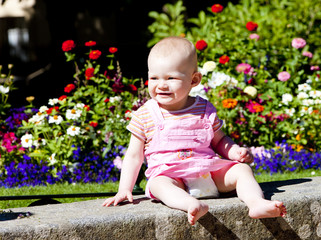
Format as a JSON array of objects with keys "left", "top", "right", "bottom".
[
  {"left": 248, "top": 199, "right": 287, "bottom": 219},
  {"left": 187, "top": 201, "right": 209, "bottom": 225}
]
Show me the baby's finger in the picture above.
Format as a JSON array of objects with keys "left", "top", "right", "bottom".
[{"left": 102, "top": 197, "right": 115, "bottom": 207}]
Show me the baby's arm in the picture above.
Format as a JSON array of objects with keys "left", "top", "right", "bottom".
[
  {"left": 211, "top": 129, "right": 253, "bottom": 163},
  {"left": 102, "top": 134, "right": 145, "bottom": 206}
]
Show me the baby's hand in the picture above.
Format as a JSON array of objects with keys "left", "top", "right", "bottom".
[
  {"left": 102, "top": 190, "right": 133, "bottom": 207},
  {"left": 229, "top": 146, "right": 254, "bottom": 164}
]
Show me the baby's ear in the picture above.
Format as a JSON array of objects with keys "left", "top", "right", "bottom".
[{"left": 191, "top": 72, "right": 202, "bottom": 87}]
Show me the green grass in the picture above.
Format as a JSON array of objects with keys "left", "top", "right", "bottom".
[{"left": 0, "top": 170, "right": 320, "bottom": 209}]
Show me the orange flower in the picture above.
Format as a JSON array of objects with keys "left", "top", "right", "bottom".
[
  {"left": 222, "top": 98, "right": 238, "bottom": 109},
  {"left": 253, "top": 104, "right": 264, "bottom": 113},
  {"left": 231, "top": 131, "right": 240, "bottom": 139}
]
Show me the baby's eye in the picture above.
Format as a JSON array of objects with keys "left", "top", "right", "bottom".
[{"left": 149, "top": 77, "right": 157, "bottom": 80}]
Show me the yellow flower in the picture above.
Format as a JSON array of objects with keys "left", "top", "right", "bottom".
[{"left": 26, "top": 96, "right": 35, "bottom": 102}]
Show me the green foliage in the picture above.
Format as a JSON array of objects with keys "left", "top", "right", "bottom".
[
  {"left": 147, "top": 0, "right": 321, "bottom": 150},
  {"left": 147, "top": 0, "right": 186, "bottom": 47}
]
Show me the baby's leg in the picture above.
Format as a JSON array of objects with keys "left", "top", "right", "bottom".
[
  {"left": 149, "top": 175, "right": 209, "bottom": 225},
  {"left": 213, "top": 163, "right": 287, "bottom": 218}
]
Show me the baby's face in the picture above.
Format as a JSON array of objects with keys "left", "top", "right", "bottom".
[{"left": 148, "top": 53, "right": 196, "bottom": 111}]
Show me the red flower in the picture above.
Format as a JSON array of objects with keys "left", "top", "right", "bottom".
[
  {"left": 84, "top": 105, "right": 90, "bottom": 111},
  {"left": 219, "top": 55, "right": 230, "bottom": 64},
  {"left": 144, "top": 80, "right": 148, "bottom": 86},
  {"left": 64, "top": 84, "right": 76, "bottom": 93},
  {"left": 109, "top": 47, "right": 118, "bottom": 54},
  {"left": 195, "top": 40, "right": 207, "bottom": 51},
  {"left": 47, "top": 106, "right": 59, "bottom": 115},
  {"left": 62, "top": 40, "right": 75, "bottom": 52},
  {"left": 85, "top": 67, "right": 95, "bottom": 80},
  {"left": 211, "top": 4, "right": 224, "bottom": 13},
  {"left": 89, "top": 121, "right": 98, "bottom": 127},
  {"left": 104, "top": 98, "right": 109, "bottom": 103},
  {"left": 58, "top": 95, "right": 67, "bottom": 101},
  {"left": 195, "top": 40, "right": 208, "bottom": 51},
  {"left": 89, "top": 50, "right": 101, "bottom": 60},
  {"left": 246, "top": 21, "right": 258, "bottom": 31},
  {"left": 85, "top": 41, "right": 96, "bottom": 47},
  {"left": 128, "top": 84, "right": 137, "bottom": 92}
]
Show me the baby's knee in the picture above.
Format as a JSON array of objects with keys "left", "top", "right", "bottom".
[{"left": 231, "top": 162, "right": 254, "bottom": 175}]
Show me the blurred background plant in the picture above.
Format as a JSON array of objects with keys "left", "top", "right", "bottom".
[
  {"left": 148, "top": 0, "right": 321, "bottom": 151},
  {"left": 0, "top": 40, "right": 149, "bottom": 187}
]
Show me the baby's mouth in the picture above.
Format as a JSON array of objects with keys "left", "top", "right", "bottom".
[{"left": 157, "top": 92, "right": 171, "bottom": 96}]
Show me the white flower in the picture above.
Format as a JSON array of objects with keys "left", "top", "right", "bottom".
[
  {"left": 297, "top": 92, "right": 308, "bottom": 99},
  {"left": 48, "top": 115, "right": 63, "bottom": 124},
  {"left": 69, "top": 162, "right": 79, "bottom": 173},
  {"left": 28, "top": 113, "right": 46, "bottom": 125},
  {"left": 302, "top": 99, "right": 314, "bottom": 106},
  {"left": 66, "top": 109, "right": 82, "bottom": 120},
  {"left": 300, "top": 106, "right": 313, "bottom": 115},
  {"left": 208, "top": 72, "right": 231, "bottom": 89},
  {"left": 309, "top": 90, "right": 321, "bottom": 99},
  {"left": 244, "top": 86, "right": 257, "bottom": 98},
  {"left": 21, "top": 134, "right": 33, "bottom": 148},
  {"left": 67, "top": 126, "right": 80, "bottom": 136},
  {"left": 203, "top": 61, "right": 216, "bottom": 72},
  {"left": 109, "top": 96, "right": 121, "bottom": 103},
  {"left": 0, "top": 85, "right": 9, "bottom": 94},
  {"left": 282, "top": 93, "right": 293, "bottom": 105},
  {"left": 189, "top": 84, "right": 208, "bottom": 99},
  {"left": 75, "top": 103, "right": 85, "bottom": 109},
  {"left": 39, "top": 106, "right": 49, "bottom": 113},
  {"left": 48, "top": 98, "right": 59, "bottom": 106},
  {"left": 298, "top": 83, "right": 312, "bottom": 92},
  {"left": 285, "top": 108, "right": 295, "bottom": 117},
  {"left": 198, "top": 67, "right": 208, "bottom": 76},
  {"left": 48, "top": 153, "right": 57, "bottom": 165},
  {"left": 314, "top": 99, "right": 321, "bottom": 105}
]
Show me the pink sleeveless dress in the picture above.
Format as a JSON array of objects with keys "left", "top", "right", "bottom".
[{"left": 143, "top": 98, "right": 237, "bottom": 199}]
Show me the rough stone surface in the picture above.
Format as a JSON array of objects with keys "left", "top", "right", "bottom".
[{"left": 0, "top": 177, "right": 321, "bottom": 240}]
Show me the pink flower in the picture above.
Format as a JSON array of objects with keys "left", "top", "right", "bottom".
[
  {"left": 311, "top": 66, "right": 320, "bottom": 71},
  {"left": 291, "top": 38, "right": 306, "bottom": 49},
  {"left": 302, "top": 51, "right": 313, "bottom": 58},
  {"left": 277, "top": 71, "right": 291, "bottom": 81},
  {"left": 246, "top": 100, "right": 264, "bottom": 113},
  {"left": 236, "top": 63, "right": 252, "bottom": 74},
  {"left": 113, "top": 156, "right": 123, "bottom": 170},
  {"left": 249, "top": 33, "right": 260, "bottom": 41}
]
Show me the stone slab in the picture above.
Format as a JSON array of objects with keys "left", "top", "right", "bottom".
[{"left": 0, "top": 177, "right": 321, "bottom": 240}]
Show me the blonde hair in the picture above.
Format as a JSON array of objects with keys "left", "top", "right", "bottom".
[{"left": 148, "top": 36, "right": 198, "bottom": 72}]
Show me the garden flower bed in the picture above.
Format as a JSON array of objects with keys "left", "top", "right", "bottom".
[{"left": 0, "top": 0, "right": 320, "bottom": 187}]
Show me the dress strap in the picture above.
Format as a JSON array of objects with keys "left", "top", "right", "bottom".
[
  {"left": 204, "top": 100, "right": 211, "bottom": 120},
  {"left": 145, "top": 99, "right": 164, "bottom": 127}
]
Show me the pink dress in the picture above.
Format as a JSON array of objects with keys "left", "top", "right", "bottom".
[{"left": 143, "top": 98, "right": 238, "bottom": 199}]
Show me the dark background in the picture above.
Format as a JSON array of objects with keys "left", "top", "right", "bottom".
[{"left": 0, "top": 0, "right": 236, "bottom": 108}]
